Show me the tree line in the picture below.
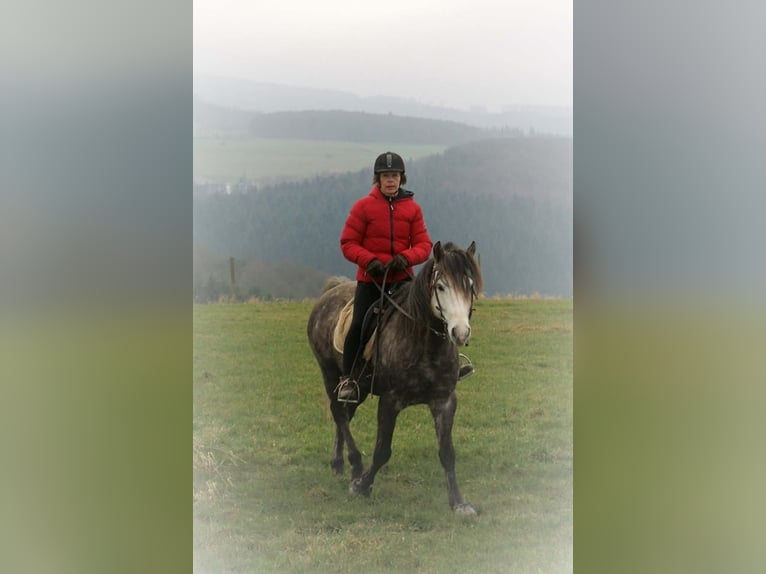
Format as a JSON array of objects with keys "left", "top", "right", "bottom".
[
  {"left": 193, "top": 137, "right": 572, "bottom": 300},
  {"left": 194, "top": 99, "right": 526, "bottom": 144}
]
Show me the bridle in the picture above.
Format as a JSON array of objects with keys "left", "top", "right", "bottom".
[{"left": 374, "top": 262, "right": 477, "bottom": 340}]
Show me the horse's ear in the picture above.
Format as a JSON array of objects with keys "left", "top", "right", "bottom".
[
  {"left": 433, "top": 241, "right": 443, "bottom": 261},
  {"left": 467, "top": 241, "right": 476, "bottom": 257}
]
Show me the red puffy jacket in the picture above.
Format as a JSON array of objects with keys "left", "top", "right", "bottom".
[{"left": 340, "top": 186, "right": 433, "bottom": 283}]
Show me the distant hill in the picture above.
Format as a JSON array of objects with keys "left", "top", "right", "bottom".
[
  {"left": 248, "top": 110, "right": 492, "bottom": 144},
  {"left": 194, "top": 74, "right": 572, "bottom": 135},
  {"left": 193, "top": 137, "right": 572, "bottom": 299},
  {"left": 194, "top": 99, "right": 494, "bottom": 144}
]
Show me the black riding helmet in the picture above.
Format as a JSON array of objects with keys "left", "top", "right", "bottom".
[{"left": 374, "top": 151, "right": 405, "bottom": 174}]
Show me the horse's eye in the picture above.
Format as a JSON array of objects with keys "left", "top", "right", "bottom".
[{"left": 437, "top": 284, "right": 446, "bottom": 292}]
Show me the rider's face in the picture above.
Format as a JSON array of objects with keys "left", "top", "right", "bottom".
[{"left": 378, "top": 172, "right": 401, "bottom": 196}]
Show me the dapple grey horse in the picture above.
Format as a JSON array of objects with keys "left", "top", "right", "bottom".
[{"left": 307, "top": 241, "right": 482, "bottom": 514}]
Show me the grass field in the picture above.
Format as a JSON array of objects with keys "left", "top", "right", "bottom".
[
  {"left": 193, "top": 137, "right": 448, "bottom": 184},
  {"left": 193, "top": 298, "right": 573, "bottom": 573}
]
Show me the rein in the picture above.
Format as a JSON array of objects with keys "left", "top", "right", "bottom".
[
  {"left": 373, "top": 267, "right": 448, "bottom": 339},
  {"left": 374, "top": 262, "right": 477, "bottom": 339}
]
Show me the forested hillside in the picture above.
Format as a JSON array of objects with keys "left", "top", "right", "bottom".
[
  {"left": 194, "top": 99, "right": 496, "bottom": 144},
  {"left": 193, "top": 137, "right": 572, "bottom": 300}
]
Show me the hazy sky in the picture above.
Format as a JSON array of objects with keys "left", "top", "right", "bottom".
[{"left": 193, "top": 0, "right": 572, "bottom": 112}]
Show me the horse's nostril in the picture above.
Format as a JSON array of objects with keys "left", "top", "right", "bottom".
[{"left": 451, "top": 325, "right": 471, "bottom": 345}]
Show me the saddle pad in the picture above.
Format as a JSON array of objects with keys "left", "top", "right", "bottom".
[{"left": 332, "top": 299, "right": 377, "bottom": 360}]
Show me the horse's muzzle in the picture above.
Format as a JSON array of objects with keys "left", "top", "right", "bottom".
[{"left": 450, "top": 324, "right": 471, "bottom": 346}]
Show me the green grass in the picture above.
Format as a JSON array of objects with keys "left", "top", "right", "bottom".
[
  {"left": 194, "top": 299, "right": 572, "bottom": 573},
  {"left": 193, "top": 136, "right": 447, "bottom": 184}
]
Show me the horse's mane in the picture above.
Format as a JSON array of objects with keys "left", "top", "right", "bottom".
[{"left": 437, "top": 242, "right": 483, "bottom": 295}]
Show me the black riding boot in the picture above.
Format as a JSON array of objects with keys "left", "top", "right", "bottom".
[{"left": 338, "top": 282, "right": 379, "bottom": 403}]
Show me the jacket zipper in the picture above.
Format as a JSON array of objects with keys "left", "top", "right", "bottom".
[{"left": 388, "top": 197, "right": 395, "bottom": 257}]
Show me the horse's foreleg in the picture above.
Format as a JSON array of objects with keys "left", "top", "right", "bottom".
[
  {"left": 431, "top": 393, "right": 477, "bottom": 515},
  {"left": 350, "top": 395, "right": 400, "bottom": 497}
]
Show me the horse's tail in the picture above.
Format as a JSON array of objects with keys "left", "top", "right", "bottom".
[{"left": 321, "top": 275, "right": 351, "bottom": 295}]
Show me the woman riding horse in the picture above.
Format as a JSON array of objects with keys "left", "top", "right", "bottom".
[{"left": 337, "top": 151, "right": 432, "bottom": 402}]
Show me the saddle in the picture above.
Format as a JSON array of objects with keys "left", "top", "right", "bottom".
[{"left": 332, "top": 299, "right": 380, "bottom": 360}]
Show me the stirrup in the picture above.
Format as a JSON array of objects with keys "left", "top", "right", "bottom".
[
  {"left": 458, "top": 353, "right": 475, "bottom": 380},
  {"left": 335, "top": 376, "right": 360, "bottom": 404}
]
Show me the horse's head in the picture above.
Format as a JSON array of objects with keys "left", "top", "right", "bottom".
[{"left": 430, "top": 241, "right": 483, "bottom": 346}]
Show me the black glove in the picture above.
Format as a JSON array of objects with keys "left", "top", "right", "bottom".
[
  {"left": 366, "top": 259, "right": 385, "bottom": 277},
  {"left": 386, "top": 254, "right": 409, "bottom": 273}
]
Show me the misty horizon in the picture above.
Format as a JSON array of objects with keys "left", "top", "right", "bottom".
[
  {"left": 193, "top": 0, "right": 572, "bottom": 113},
  {"left": 194, "top": 72, "right": 573, "bottom": 115}
]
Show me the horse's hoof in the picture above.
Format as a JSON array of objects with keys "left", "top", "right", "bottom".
[
  {"left": 453, "top": 503, "right": 478, "bottom": 516},
  {"left": 349, "top": 478, "right": 371, "bottom": 497},
  {"left": 330, "top": 460, "right": 344, "bottom": 475}
]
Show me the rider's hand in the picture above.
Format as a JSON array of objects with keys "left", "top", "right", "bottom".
[
  {"left": 386, "top": 254, "right": 408, "bottom": 273},
  {"left": 366, "top": 259, "right": 385, "bottom": 277}
]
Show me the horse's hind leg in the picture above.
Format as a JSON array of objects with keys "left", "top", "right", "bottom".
[
  {"left": 430, "top": 392, "right": 477, "bottom": 516},
  {"left": 319, "top": 359, "right": 364, "bottom": 478},
  {"left": 330, "top": 400, "right": 364, "bottom": 479},
  {"left": 331, "top": 425, "right": 345, "bottom": 475}
]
